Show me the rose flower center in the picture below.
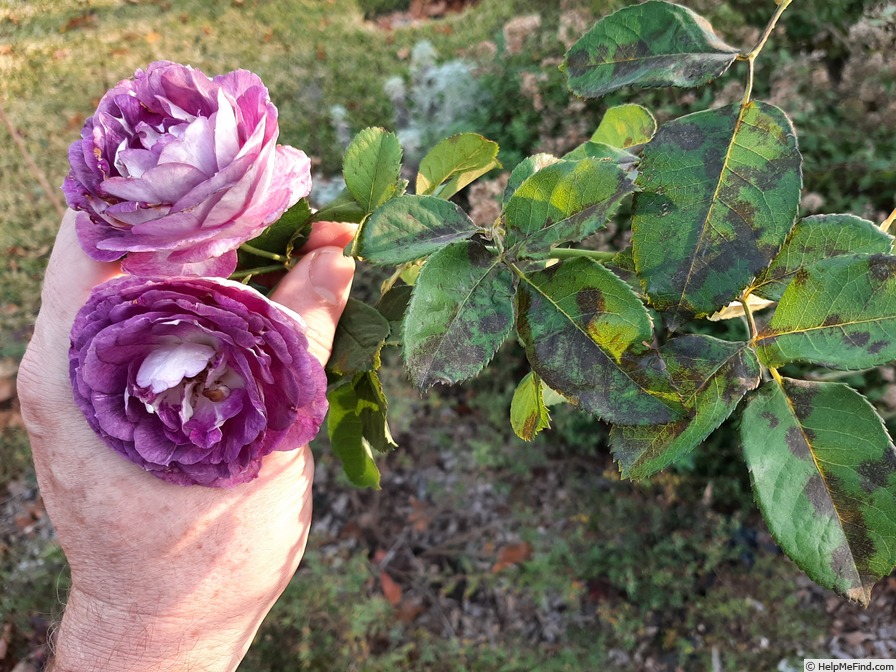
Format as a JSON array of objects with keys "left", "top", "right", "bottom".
[{"left": 131, "top": 341, "right": 244, "bottom": 434}]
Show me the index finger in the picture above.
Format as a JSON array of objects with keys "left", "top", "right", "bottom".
[{"left": 35, "top": 210, "right": 121, "bottom": 354}]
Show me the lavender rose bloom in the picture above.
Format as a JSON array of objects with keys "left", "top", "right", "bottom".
[
  {"left": 69, "top": 275, "right": 327, "bottom": 487},
  {"left": 63, "top": 61, "right": 311, "bottom": 277}
]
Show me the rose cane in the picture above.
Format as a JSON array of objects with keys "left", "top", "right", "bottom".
[{"left": 62, "top": 61, "right": 311, "bottom": 277}]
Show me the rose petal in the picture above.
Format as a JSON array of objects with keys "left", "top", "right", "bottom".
[{"left": 136, "top": 342, "right": 217, "bottom": 394}]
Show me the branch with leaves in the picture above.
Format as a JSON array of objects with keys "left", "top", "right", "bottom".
[{"left": 234, "top": 0, "right": 896, "bottom": 606}]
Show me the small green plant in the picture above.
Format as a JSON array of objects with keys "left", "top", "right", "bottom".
[{"left": 235, "top": 0, "right": 896, "bottom": 606}]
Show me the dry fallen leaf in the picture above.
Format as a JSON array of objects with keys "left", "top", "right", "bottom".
[
  {"left": 492, "top": 541, "right": 533, "bottom": 573},
  {"left": 407, "top": 497, "right": 431, "bottom": 533},
  {"left": 0, "top": 621, "right": 12, "bottom": 660},
  {"left": 395, "top": 598, "right": 424, "bottom": 623},
  {"left": 380, "top": 571, "right": 402, "bottom": 607}
]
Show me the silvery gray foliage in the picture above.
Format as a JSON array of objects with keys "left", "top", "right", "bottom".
[{"left": 384, "top": 41, "right": 487, "bottom": 167}]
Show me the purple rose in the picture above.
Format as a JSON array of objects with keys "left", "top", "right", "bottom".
[
  {"left": 63, "top": 61, "right": 311, "bottom": 277},
  {"left": 69, "top": 275, "right": 327, "bottom": 487}
]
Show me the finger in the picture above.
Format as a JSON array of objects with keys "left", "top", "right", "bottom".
[
  {"left": 270, "top": 247, "right": 355, "bottom": 367},
  {"left": 37, "top": 210, "right": 122, "bottom": 348},
  {"left": 20, "top": 210, "right": 122, "bottom": 419},
  {"left": 300, "top": 221, "right": 357, "bottom": 253}
]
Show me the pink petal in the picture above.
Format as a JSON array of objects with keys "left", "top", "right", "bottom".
[
  {"left": 133, "top": 421, "right": 178, "bottom": 465},
  {"left": 141, "top": 162, "right": 208, "bottom": 203},
  {"left": 99, "top": 177, "right": 159, "bottom": 203},
  {"left": 157, "top": 116, "right": 217, "bottom": 176},
  {"left": 169, "top": 152, "right": 254, "bottom": 213},
  {"left": 117, "top": 148, "right": 159, "bottom": 178},
  {"left": 122, "top": 249, "right": 237, "bottom": 277},
  {"left": 76, "top": 211, "right": 125, "bottom": 262},
  {"left": 214, "top": 88, "right": 240, "bottom": 167}
]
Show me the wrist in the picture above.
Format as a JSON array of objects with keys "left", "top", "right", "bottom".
[{"left": 49, "top": 585, "right": 262, "bottom": 672}]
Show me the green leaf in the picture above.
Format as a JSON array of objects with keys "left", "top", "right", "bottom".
[
  {"left": 756, "top": 253, "right": 896, "bottom": 370},
  {"left": 510, "top": 371, "right": 552, "bottom": 441},
  {"left": 741, "top": 378, "right": 896, "bottom": 605},
  {"left": 311, "top": 188, "right": 367, "bottom": 225},
  {"left": 243, "top": 198, "right": 313, "bottom": 259},
  {"left": 632, "top": 102, "right": 802, "bottom": 321},
  {"left": 564, "top": 1, "right": 740, "bottom": 99},
  {"left": 354, "top": 370, "right": 398, "bottom": 454},
  {"left": 376, "top": 284, "right": 413, "bottom": 345},
  {"left": 399, "top": 262, "right": 422, "bottom": 286},
  {"left": 327, "top": 382, "right": 381, "bottom": 489},
  {"left": 751, "top": 214, "right": 894, "bottom": 301},
  {"left": 503, "top": 154, "right": 561, "bottom": 203},
  {"left": 515, "top": 257, "right": 684, "bottom": 425},
  {"left": 504, "top": 157, "right": 636, "bottom": 257},
  {"left": 611, "top": 335, "right": 759, "bottom": 479},
  {"left": 404, "top": 240, "right": 514, "bottom": 388},
  {"left": 604, "top": 246, "right": 638, "bottom": 287},
  {"left": 591, "top": 104, "right": 657, "bottom": 148},
  {"left": 328, "top": 298, "right": 391, "bottom": 376},
  {"left": 356, "top": 194, "right": 478, "bottom": 265},
  {"left": 343, "top": 127, "right": 404, "bottom": 213},
  {"left": 561, "top": 141, "right": 639, "bottom": 167},
  {"left": 416, "top": 133, "right": 501, "bottom": 199}
]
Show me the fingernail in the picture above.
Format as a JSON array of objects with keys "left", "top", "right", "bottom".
[{"left": 308, "top": 248, "right": 354, "bottom": 306}]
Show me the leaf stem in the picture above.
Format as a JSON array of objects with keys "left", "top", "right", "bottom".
[
  {"left": 240, "top": 243, "right": 287, "bottom": 262},
  {"left": 741, "top": 58, "right": 755, "bottom": 107},
  {"left": 769, "top": 366, "right": 784, "bottom": 385},
  {"left": 739, "top": 0, "right": 792, "bottom": 105},
  {"left": 481, "top": 245, "right": 614, "bottom": 263},
  {"left": 740, "top": 291, "right": 759, "bottom": 340},
  {"left": 546, "top": 248, "right": 617, "bottom": 262},
  {"left": 229, "top": 264, "right": 286, "bottom": 280},
  {"left": 746, "top": 0, "right": 793, "bottom": 61},
  {"left": 881, "top": 207, "right": 896, "bottom": 234},
  {"left": 806, "top": 368, "right": 876, "bottom": 382}
]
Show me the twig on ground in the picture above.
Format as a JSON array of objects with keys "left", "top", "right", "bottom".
[{"left": 0, "top": 102, "right": 66, "bottom": 219}]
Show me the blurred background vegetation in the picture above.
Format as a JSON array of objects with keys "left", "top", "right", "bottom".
[{"left": 1, "top": 0, "right": 895, "bottom": 670}]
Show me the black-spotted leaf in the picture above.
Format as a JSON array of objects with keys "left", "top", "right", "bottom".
[
  {"left": 611, "top": 335, "right": 760, "bottom": 479},
  {"left": 416, "top": 133, "right": 500, "bottom": 199},
  {"left": 328, "top": 298, "right": 391, "bottom": 375},
  {"left": 377, "top": 284, "right": 413, "bottom": 345},
  {"left": 503, "top": 154, "right": 561, "bottom": 203},
  {"left": 327, "top": 381, "right": 381, "bottom": 489},
  {"left": 515, "top": 257, "right": 684, "bottom": 425},
  {"left": 756, "top": 253, "right": 896, "bottom": 370},
  {"left": 564, "top": 1, "right": 739, "bottom": 99},
  {"left": 751, "top": 214, "right": 894, "bottom": 301},
  {"left": 404, "top": 240, "right": 514, "bottom": 388},
  {"left": 355, "top": 370, "right": 398, "bottom": 454},
  {"left": 632, "top": 102, "right": 802, "bottom": 321},
  {"left": 603, "top": 247, "right": 644, "bottom": 295},
  {"left": 741, "top": 378, "right": 896, "bottom": 605},
  {"left": 356, "top": 194, "right": 478, "bottom": 265},
  {"left": 343, "top": 127, "right": 404, "bottom": 213},
  {"left": 504, "top": 157, "right": 636, "bottom": 256},
  {"left": 510, "top": 371, "right": 552, "bottom": 441},
  {"left": 591, "top": 104, "right": 657, "bottom": 148}
]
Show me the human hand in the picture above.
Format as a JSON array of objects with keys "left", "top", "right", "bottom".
[{"left": 17, "top": 210, "right": 356, "bottom": 671}]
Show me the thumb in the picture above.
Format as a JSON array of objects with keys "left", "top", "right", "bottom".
[{"left": 270, "top": 247, "right": 355, "bottom": 367}]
